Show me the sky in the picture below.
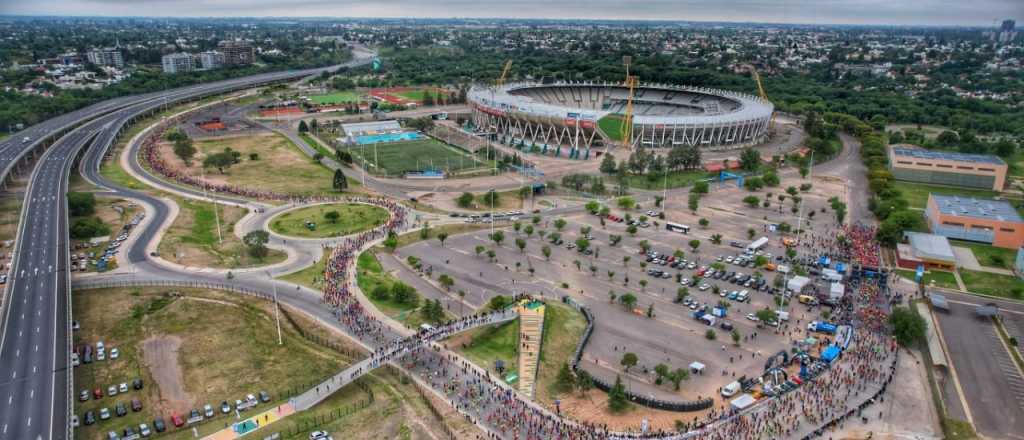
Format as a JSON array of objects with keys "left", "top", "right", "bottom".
[{"left": 2, "top": 0, "right": 1021, "bottom": 27}]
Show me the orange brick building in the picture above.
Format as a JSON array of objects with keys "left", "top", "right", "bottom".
[{"left": 925, "top": 194, "right": 1024, "bottom": 249}]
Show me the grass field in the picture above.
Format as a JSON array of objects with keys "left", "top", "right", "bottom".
[
  {"left": 895, "top": 269, "right": 959, "bottom": 290},
  {"left": 309, "top": 91, "right": 361, "bottom": 105},
  {"left": 451, "top": 300, "right": 586, "bottom": 401},
  {"left": 344, "top": 138, "right": 483, "bottom": 176},
  {"left": 72, "top": 287, "right": 350, "bottom": 440},
  {"left": 624, "top": 170, "right": 713, "bottom": 190},
  {"left": 959, "top": 269, "right": 1024, "bottom": 300},
  {"left": 949, "top": 239, "right": 1017, "bottom": 270},
  {"left": 278, "top": 249, "right": 331, "bottom": 290},
  {"left": 356, "top": 251, "right": 452, "bottom": 329},
  {"left": 270, "top": 203, "right": 388, "bottom": 238},
  {"left": 891, "top": 181, "right": 1002, "bottom": 210},
  {"left": 598, "top": 114, "right": 626, "bottom": 142},
  {"left": 0, "top": 180, "right": 26, "bottom": 242},
  {"left": 390, "top": 223, "right": 492, "bottom": 249},
  {"left": 195, "top": 133, "right": 339, "bottom": 195},
  {"left": 157, "top": 196, "right": 287, "bottom": 268}
]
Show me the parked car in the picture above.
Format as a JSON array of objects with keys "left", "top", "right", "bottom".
[
  {"left": 110, "top": 348, "right": 120, "bottom": 359},
  {"left": 204, "top": 404, "right": 214, "bottom": 418},
  {"left": 119, "top": 382, "right": 128, "bottom": 393},
  {"left": 310, "top": 431, "right": 331, "bottom": 440},
  {"left": 220, "top": 401, "right": 231, "bottom": 414},
  {"left": 94, "top": 388, "right": 103, "bottom": 400},
  {"left": 259, "top": 391, "right": 270, "bottom": 402},
  {"left": 123, "top": 427, "right": 136, "bottom": 439},
  {"left": 107, "top": 385, "right": 117, "bottom": 396},
  {"left": 115, "top": 402, "right": 127, "bottom": 417},
  {"left": 99, "top": 407, "right": 111, "bottom": 420},
  {"left": 106, "top": 431, "right": 120, "bottom": 440},
  {"left": 139, "top": 423, "right": 152, "bottom": 437},
  {"left": 131, "top": 399, "right": 142, "bottom": 412},
  {"left": 83, "top": 411, "right": 96, "bottom": 425},
  {"left": 132, "top": 378, "right": 143, "bottom": 390},
  {"left": 80, "top": 389, "right": 90, "bottom": 402},
  {"left": 153, "top": 418, "right": 166, "bottom": 433},
  {"left": 171, "top": 414, "right": 184, "bottom": 427}
]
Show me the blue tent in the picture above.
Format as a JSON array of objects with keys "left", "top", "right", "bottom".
[
  {"left": 821, "top": 345, "right": 841, "bottom": 363},
  {"left": 818, "top": 255, "right": 831, "bottom": 267},
  {"left": 835, "top": 262, "right": 847, "bottom": 274}
]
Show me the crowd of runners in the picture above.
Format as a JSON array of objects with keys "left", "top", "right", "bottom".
[{"left": 301, "top": 196, "right": 903, "bottom": 440}]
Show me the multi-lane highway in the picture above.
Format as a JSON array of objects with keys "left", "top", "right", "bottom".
[{"left": 0, "top": 48, "right": 375, "bottom": 440}]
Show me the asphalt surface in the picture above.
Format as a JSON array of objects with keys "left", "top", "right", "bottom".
[
  {"left": 934, "top": 301, "right": 1024, "bottom": 439},
  {"left": 0, "top": 49, "right": 375, "bottom": 440}
]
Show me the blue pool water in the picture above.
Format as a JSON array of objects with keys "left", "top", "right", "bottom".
[{"left": 355, "top": 132, "right": 423, "bottom": 145}]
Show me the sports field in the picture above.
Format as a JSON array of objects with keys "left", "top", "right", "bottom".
[
  {"left": 308, "top": 91, "right": 361, "bottom": 105},
  {"left": 598, "top": 114, "right": 627, "bottom": 141},
  {"left": 344, "top": 138, "right": 485, "bottom": 176}
]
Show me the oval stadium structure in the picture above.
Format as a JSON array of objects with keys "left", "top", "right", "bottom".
[{"left": 468, "top": 82, "right": 773, "bottom": 158}]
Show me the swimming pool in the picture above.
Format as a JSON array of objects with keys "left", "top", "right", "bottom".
[{"left": 354, "top": 132, "right": 423, "bottom": 145}]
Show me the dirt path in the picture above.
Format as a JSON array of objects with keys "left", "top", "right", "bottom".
[{"left": 141, "top": 335, "right": 193, "bottom": 415}]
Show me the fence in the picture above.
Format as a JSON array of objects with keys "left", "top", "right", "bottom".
[
  {"left": 386, "top": 365, "right": 460, "bottom": 440},
  {"left": 561, "top": 296, "right": 714, "bottom": 412},
  {"left": 73, "top": 279, "right": 276, "bottom": 300}
]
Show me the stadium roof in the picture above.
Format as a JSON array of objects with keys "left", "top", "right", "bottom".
[
  {"left": 931, "top": 194, "right": 1024, "bottom": 223},
  {"left": 905, "top": 232, "right": 956, "bottom": 263},
  {"left": 892, "top": 147, "right": 1005, "bottom": 165},
  {"left": 468, "top": 81, "right": 773, "bottom": 126}
]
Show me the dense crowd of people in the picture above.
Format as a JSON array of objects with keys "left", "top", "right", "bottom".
[{"left": 842, "top": 224, "right": 881, "bottom": 269}]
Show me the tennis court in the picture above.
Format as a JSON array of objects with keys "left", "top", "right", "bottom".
[{"left": 344, "top": 138, "right": 486, "bottom": 176}]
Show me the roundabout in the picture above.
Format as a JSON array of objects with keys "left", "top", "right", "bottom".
[{"left": 268, "top": 202, "right": 390, "bottom": 239}]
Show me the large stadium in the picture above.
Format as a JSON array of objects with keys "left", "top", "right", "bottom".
[{"left": 469, "top": 81, "right": 774, "bottom": 158}]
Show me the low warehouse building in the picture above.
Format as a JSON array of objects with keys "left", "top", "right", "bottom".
[
  {"left": 925, "top": 194, "right": 1024, "bottom": 249},
  {"left": 897, "top": 232, "right": 957, "bottom": 270},
  {"left": 888, "top": 146, "right": 1007, "bottom": 190}
]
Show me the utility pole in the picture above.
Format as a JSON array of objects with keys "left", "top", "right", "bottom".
[
  {"left": 200, "top": 166, "right": 223, "bottom": 244},
  {"left": 268, "top": 271, "right": 283, "bottom": 345}
]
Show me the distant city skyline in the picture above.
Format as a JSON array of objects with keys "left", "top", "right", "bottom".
[{"left": 3, "top": 0, "right": 1022, "bottom": 27}]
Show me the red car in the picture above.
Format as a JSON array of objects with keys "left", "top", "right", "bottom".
[
  {"left": 171, "top": 414, "right": 185, "bottom": 427},
  {"left": 93, "top": 388, "right": 103, "bottom": 400}
]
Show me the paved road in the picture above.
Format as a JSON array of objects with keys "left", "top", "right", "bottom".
[
  {"left": 0, "top": 49, "right": 376, "bottom": 440},
  {"left": 934, "top": 301, "right": 1024, "bottom": 439}
]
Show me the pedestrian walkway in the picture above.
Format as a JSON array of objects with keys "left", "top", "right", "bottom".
[
  {"left": 202, "top": 403, "right": 295, "bottom": 440},
  {"left": 516, "top": 299, "right": 546, "bottom": 399}
]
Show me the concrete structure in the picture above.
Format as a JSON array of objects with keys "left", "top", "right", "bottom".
[
  {"left": 341, "top": 120, "right": 402, "bottom": 137},
  {"left": 161, "top": 52, "right": 195, "bottom": 74},
  {"left": 86, "top": 47, "right": 124, "bottom": 69},
  {"left": 925, "top": 194, "right": 1024, "bottom": 249},
  {"left": 896, "top": 231, "right": 957, "bottom": 270},
  {"left": 198, "top": 51, "right": 225, "bottom": 70},
  {"left": 218, "top": 40, "right": 255, "bottom": 66},
  {"left": 1016, "top": 247, "right": 1024, "bottom": 278},
  {"left": 888, "top": 146, "right": 1007, "bottom": 190},
  {"left": 468, "top": 81, "right": 773, "bottom": 156}
]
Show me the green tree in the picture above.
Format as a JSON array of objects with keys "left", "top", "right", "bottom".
[
  {"left": 608, "top": 375, "right": 629, "bottom": 412},
  {"left": 490, "top": 231, "right": 505, "bottom": 246},
  {"left": 669, "top": 368, "right": 689, "bottom": 391},
  {"left": 480, "top": 190, "right": 500, "bottom": 207},
  {"left": 67, "top": 192, "right": 97, "bottom": 216},
  {"left": 541, "top": 245, "right": 551, "bottom": 261},
  {"left": 619, "top": 293, "right": 637, "bottom": 309},
  {"left": 555, "top": 362, "right": 576, "bottom": 393},
  {"left": 554, "top": 218, "right": 567, "bottom": 231},
  {"left": 693, "top": 180, "right": 709, "bottom": 194},
  {"left": 688, "top": 192, "right": 700, "bottom": 213},
  {"left": 298, "top": 120, "right": 309, "bottom": 133},
  {"left": 740, "top": 147, "right": 761, "bottom": 171},
  {"left": 743, "top": 195, "right": 760, "bottom": 208},
  {"left": 699, "top": 218, "right": 709, "bottom": 228},
  {"left": 437, "top": 231, "right": 449, "bottom": 247},
  {"left": 243, "top": 230, "right": 270, "bottom": 259},
  {"left": 173, "top": 137, "right": 196, "bottom": 165},
  {"left": 600, "top": 153, "right": 618, "bottom": 174},
  {"left": 333, "top": 168, "right": 348, "bottom": 191},
  {"left": 688, "top": 239, "right": 701, "bottom": 252},
  {"left": 617, "top": 196, "right": 636, "bottom": 210},
  {"left": 620, "top": 352, "right": 638, "bottom": 372},
  {"left": 475, "top": 245, "right": 485, "bottom": 258},
  {"left": 324, "top": 210, "right": 340, "bottom": 223},
  {"left": 516, "top": 237, "right": 527, "bottom": 253},
  {"left": 456, "top": 192, "right": 474, "bottom": 208},
  {"left": 889, "top": 306, "right": 927, "bottom": 347},
  {"left": 438, "top": 274, "right": 455, "bottom": 291}
]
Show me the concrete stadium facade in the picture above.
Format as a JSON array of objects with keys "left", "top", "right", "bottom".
[{"left": 468, "top": 81, "right": 773, "bottom": 158}]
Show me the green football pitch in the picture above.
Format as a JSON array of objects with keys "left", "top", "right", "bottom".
[
  {"left": 308, "top": 91, "right": 361, "bottom": 105},
  {"left": 344, "top": 138, "right": 486, "bottom": 176}
]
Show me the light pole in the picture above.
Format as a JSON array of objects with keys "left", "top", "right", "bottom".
[{"left": 267, "top": 271, "right": 283, "bottom": 345}]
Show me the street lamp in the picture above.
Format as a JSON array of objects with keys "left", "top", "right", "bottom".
[{"left": 267, "top": 271, "right": 283, "bottom": 345}]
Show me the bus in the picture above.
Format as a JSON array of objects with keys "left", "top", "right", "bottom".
[{"left": 665, "top": 222, "right": 690, "bottom": 234}]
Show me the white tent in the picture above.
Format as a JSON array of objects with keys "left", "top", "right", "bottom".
[
  {"left": 730, "top": 393, "right": 757, "bottom": 411},
  {"left": 689, "top": 361, "right": 706, "bottom": 373},
  {"left": 787, "top": 275, "right": 810, "bottom": 293},
  {"left": 829, "top": 282, "right": 845, "bottom": 301}
]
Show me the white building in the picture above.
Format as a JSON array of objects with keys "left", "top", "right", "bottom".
[
  {"left": 162, "top": 53, "right": 195, "bottom": 74},
  {"left": 198, "top": 51, "right": 224, "bottom": 70},
  {"left": 86, "top": 48, "right": 124, "bottom": 69}
]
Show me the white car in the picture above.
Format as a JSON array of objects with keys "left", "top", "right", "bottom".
[
  {"left": 309, "top": 431, "right": 331, "bottom": 440},
  {"left": 688, "top": 303, "right": 698, "bottom": 310},
  {"left": 725, "top": 256, "right": 734, "bottom": 263},
  {"left": 746, "top": 313, "right": 760, "bottom": 322},
  {"left": 720, "top": 290, "right": 729, "bottom": 297},
  {"left": 680, "top": 278, "right": 690, "bottom": 285},
  {"left": 97, "top": 349, "right": 105, "bottom": 361},
  {"left": 96, "top": 341, "right": 105, "bottom": 351},
  {"left": 698, "top": 284, "right": 710, "bottom": 291},
  {"left": 204, "top": 404, "right": 214, "bottom": 418},
  {"left": 107, "top": 385, "right": 117, "bottom": 396},
  {"left": 139, "top": 423, "right": 152, "bottom": 437},
  {"left": 110, "top": 348, "right": 119, "bottom": 359},
  {"left": 119, "top": 382, "right": 128, "bottom": 393},
  {"left": 71, "top": 353, "right": 80, "bottom": 367}
]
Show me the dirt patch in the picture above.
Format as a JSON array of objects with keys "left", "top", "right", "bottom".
[{"left": 141, "top": 335, "right": 192, "bottom": 415}]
